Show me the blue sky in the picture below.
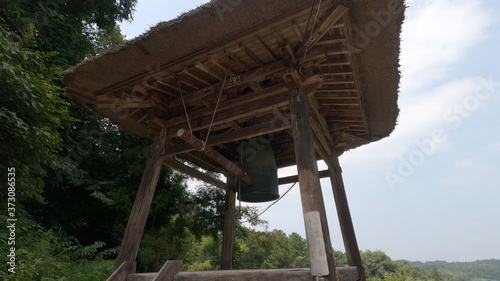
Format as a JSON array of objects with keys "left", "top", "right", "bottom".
[{"left": 120, "top": 0, "right": 500, "bottom": 262}]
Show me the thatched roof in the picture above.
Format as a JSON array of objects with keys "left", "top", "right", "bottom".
[{"left": 62, "top": 0, "right": 404, "bottom": 172}]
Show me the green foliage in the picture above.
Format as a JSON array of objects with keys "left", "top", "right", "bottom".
[
  {"left": 1, "top": 0, "right": 136, "bottom": 67},
  {"left": 0, "top": 22, "right": 68, "bottom": 202},
  {"left": 233, "top": 229, "right": 310, "bottom": 270},
  {"left": 0, "top": 210, "right": 114, "bottom": 280},
  {"left": 400, "top": 259, "right": 500, "bottom": 281},
  {"left": 362, "top": 250, "right": 398, "bottom": 279}
]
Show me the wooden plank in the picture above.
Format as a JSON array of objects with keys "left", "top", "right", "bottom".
[
  {"left": 304, "top": 211, "right": 329, "bottom": 276},
  {"left": 153, "top": 260, "right": 182, "bottom": 281},
  {"left": 145, "top": 83, "right": 178, "bottom": 97},
  {"left": 195, "top": 61, "right": 223, "bottom": 81},
  {"left": 107, "top": 261, "right": 136, "bottom": 281},
  {"left": 114, "top": 132, "right": 167, "bottom": 270},
  {"left": 316, "top": 38, "right": 347, "bottom": 45},
  {"left": 290, "top": 86, "right": 337, "bottom": 281},
  {"left": 225, "top": 49, "right": 250, "bottom": 71},
  {"left": 328, "top": 153, "right": 366, "bottom": 281},
  {"left": 129, "top": 267, "right": 358, "bottom": 281},
  {"left": 278, "top": 170, "right": 330, "bottom": 185},
  {"left": 177, "top": 129, "right": 252, "bottom": 184},
  {"left": 94, "top": 99, "right": 155, "bottom": 109},
  {"left": 221, "top": 176, "right": 237, "bottom": 270},
  {"left": 181, "top": 67, "right": 211, "bottom": 86},
  {"left": 257, "top": 36, "right": 279, "bottom": 61},
  {"left": 241, "top": 44, "right": 264, "bottom": 67},
  {"left": 163, "top": 157, "right": 229, "bottom": 191}
]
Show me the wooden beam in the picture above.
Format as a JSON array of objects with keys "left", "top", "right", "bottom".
[
  {"left": 328, "top": 153, "right": 366, "bottom": 281},
  {"left": 278, "top": 170, "right": 331, "bottom": 186},
  {"left": 181, "top": 67, "right": 211, "bottom": 86},
  {"left": 144, "top": 83, "right": 178, "bottom": 97},
  {"left": 290, "top": 87, "right": 337, "bottom": 281},
  {"left": 257, "top": 36, "right": 279, "bottom": 61},
  {"left": 195, "top": 61, "right": 223, "bottom": 81},
  {"left": 343, "top": 13, "right": 370, "bottom": 136},
  {"left": 157, "top": 90, "right": 291, "bottom": 138},
  {"left": 221, "top": 176, "right": 237, "bottom": 270},
  {"left": 225, "top": 49, "right": 250, "bottom": 71},
  {"left": 309, "top": 96, "right": 335, "bottom": 152},
  {"left": 94, "top": 99, "right": 155, "bottom": 109},
  {"left": 152, "top": 260, "right": 182, "bottom": 281},
  {"left": 163, "top": 157, "right": 229, "bottom": 191},
  {"left": 241, "top": 44, "right": 264, "bottom": 67},
  {"left": 300, "top": 5, "right": 349, "bottom": 51},
  {"left": 181, "top": 151, "right": 228, "bottom": 175},
  {"left": 163, "top": 118, "right": 291, "bottom": 157},
  {"left": 128, "top": 267, "right": 359, "bottom": 281},
  {"left": 177, "top": 128, "right": 252, "bottom": 183},
  {"left": 114, "top": 131, "right": 167, "bottom": 270},
  {"left": 107, "top": 261, "right": 136, "bottom": 281},
  {"left": 163, "top": 82, "right": 287, "bottom": 131}
]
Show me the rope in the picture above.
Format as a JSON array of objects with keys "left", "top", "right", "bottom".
[
  {"left": 179, "top": 82, "right": 193, "bottom": 134},
  {"left": 238, "top": 142, "right": 243, "bottom": 219},
  {"left": 301, "top": 0, "right": 322, "bottom": 67},
  {"left": 296, "top": 0, "right": 318, "bottom": 71},
  {"left": 204, "top": 67, "right": 229, "bottom": 146},
  {"left": 240, "top": 182, "right": 297, "bottom": 223}
]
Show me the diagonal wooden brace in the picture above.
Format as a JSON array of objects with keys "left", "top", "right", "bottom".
[{"left": 176, "top": 128, "right": 252, "bottom": 183}]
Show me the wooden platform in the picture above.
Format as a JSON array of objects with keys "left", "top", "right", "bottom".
[{"left": 128, "top": 267, "right": 358, "bottom": 281}]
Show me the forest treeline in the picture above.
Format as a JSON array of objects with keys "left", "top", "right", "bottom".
[
  {"left": 398, "top": 260, "right": 500, "bottom": 281},
  {"left": 1, "top": 2, "right": 498, "bottom": 281}
]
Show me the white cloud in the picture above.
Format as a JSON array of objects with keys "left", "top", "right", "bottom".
[
  {"left": 486, "top": 142, "right": 500, "bottom": 153},
  {"left": 342, "top": 77, "right": 478, "bottom": 169},
  {"left": 401, "top": 0, "right": 493, "bottom": 92}
]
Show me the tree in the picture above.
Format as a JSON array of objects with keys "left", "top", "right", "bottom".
[
  {"left": 0, "top": 22, "right": 68, "bottom": 202},
  {"left": 361, "top": 250, "right": 398, "bottom": 279},
  {"left": 1, "top": 0, "right": 136, "bottom": 68},
  {"left": 430, "top": 265, "right": 443, "bottom": 281}
]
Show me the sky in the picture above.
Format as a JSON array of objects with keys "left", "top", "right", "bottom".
[{"left": 119, "top": 0, "right": 500, "bottom": 262}]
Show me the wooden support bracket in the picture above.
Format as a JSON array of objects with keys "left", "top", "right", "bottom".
[{"left": 163, "top": 157, "right": 229, "bottom": 191}]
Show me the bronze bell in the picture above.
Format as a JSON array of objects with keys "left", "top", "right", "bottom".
[{"left": 238, "top": 137, "right": 279, "bottom": 203}]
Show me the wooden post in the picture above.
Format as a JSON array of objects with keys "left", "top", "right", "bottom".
[
  {"left": 290, "top": 87, "right": 338, "bottom": 281},
  {"left": 221, "top": 176, "right": 237, "bottom": 270},
  {"left": 329, "top": 153, "right": 366, "bottom": 281},
  {"left": 114, "top": 131, "right": 167, "bottom": 271}
]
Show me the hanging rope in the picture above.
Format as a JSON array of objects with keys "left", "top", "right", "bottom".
[
  {"left": 238, "top": 142, "right": 243, "bottom": 219},
  {"left": 240, "top": 182, "right": 297, "bottom": 223},
  {"left": 203, "top": 66, "right": 230, "bottom": 148},
  {"left": 179, "top": 81, "right": 193, "bottom": 134},
  {"left": 295, "top": 0, "right": 318, "bottom": 71},
  {"left": 300, "top": 0, "right": 322, "bottom": 68}
]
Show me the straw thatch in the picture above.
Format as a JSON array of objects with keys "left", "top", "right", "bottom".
[{"left": 62, "top": 0, "right": 404, "bottom": 170}]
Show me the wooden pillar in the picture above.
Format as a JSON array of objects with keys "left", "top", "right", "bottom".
[
  {"left": 290, "top": 87, "right": 338, "bottom": 281},
  {"left": 114, "top": 131, "right": 167, "bottom": 271},
  {"left": 221, "top": 176, "right": 237, "bottom": 270},
  {"left": 329, "top": 153, "right": 366, "bottom": 281}
]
